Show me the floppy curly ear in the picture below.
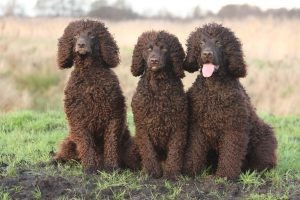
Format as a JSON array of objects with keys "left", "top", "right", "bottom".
[
  {"left": 98, "top": 26, "right": 120, "bottom": 68},
  {"left": 168, "top": 34, "right": 185, "bottom": 78},
  {"left": 184, "top": 30, "right": 201, "bottom": 73},
  {"left": 225, "top": 35, "right": 247, "bottom": 78},
  {"left": 57, "top": 23, "right": 75, "bottom": 69},
  {"left": 131, "top": 38, "right": 146, "bottom": 77}
]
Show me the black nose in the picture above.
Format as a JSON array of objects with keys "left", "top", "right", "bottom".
[
  {"left": 150, "top": 58, "right": 159, "bottom": 64},
  {"left": 77, "top": 43, "right": 86, "bottom": 48},
  {"left": 202, "top": 50, "right": 213, "bottom": 58}
]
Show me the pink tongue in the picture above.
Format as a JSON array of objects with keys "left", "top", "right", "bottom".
[{"left": 202, "top": 63, "right": 215, "bottom": 77}]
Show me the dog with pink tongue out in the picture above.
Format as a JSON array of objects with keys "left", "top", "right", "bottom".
[
  {"left": 202, "top": 63, "right": 219, "bottom": 77},
  {"left": 182, "top": 23, "right": 277, "bottom": 180}
]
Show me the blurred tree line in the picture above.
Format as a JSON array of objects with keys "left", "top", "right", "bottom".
[{"left": 1, "top": 0, "right": 300, "bottom": 20}]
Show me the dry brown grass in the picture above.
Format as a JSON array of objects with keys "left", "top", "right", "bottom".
[{"left": 0, "top": 17, "right": 299, "bottom": 114}]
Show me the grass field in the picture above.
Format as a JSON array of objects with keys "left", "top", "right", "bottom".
[
  {"left": 0, "top": 111, "right": 299, "bottom": 199},
  {"left": 0, "top": 16, "right": 299, "bottom": 199}
]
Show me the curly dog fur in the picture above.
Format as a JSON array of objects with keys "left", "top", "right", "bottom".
[
  {"left": 53, "top": 19, "right": 138, "bottom": 173},
  {"left": 131, "top": 31, "right": 188, "bottom": 179},
  {"left": 183, "top": 23, "right": 277, "bottom": 179}
]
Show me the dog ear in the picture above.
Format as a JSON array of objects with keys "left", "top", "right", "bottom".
[
  {"left": 167, "top": 33, "right": 185, "bottom": 78},
  {"left": 224, "top": 32, "right": 247, "bottom": 78},
  {"left": 184, "top": 30, "right": 201, "bottom": 73},
  {"left": 57, "top": 23, "right": 75, "bottom": 69},
  {"left": 98, "top": 25, "right": 120, "bottom": 68},
  {"left": 131, "top": 35, "right": 146, "bottom": 77}
]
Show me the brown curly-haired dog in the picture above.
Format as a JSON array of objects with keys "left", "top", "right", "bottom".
[
  {"left": 131, "top": 31, "right": 188, "bottom": 179},
  {"left": 183, "top": 23, "right": 277, "bottom": 179},
  {"left": 52, "top": 19, "right": 138, "bottom": 173}
]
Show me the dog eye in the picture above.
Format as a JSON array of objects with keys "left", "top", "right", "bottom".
[
  {"left": 200, "top": 41, "right": 205, "bottom": 46},
  {"left": 147, "top": 46, "right": 153, "bottom": 51},
  {"left": 215, "top": 40, "right": 221, "bottom": 46},
  {"left": 90, "top": 35, "right": 95, "bottom": 39}
]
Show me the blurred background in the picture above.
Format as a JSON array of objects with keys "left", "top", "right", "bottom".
[{"left": 0, "top": 0, "right": 299, "bottom": 115}]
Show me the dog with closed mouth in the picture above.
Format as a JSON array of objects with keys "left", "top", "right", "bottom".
[
  {"left": 52, "top": 19, "right": 138, "bottom": 173},
  {"left": 131, "top": 30, "right": 188, "bottom": 179}
]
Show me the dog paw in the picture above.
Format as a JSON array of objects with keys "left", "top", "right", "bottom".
[
  {"left": 182, "top": 166, "right": 195, "bottom": 177},
  {"left": 143, "top": 165, "right": 162, "bottom": 178},
  {"left": 103, "top": 164, "right": 119, "bottom": 172},
  {"left": 216, "top": 170, "right": 239, "bottom": 180},
  {"left": 163, "top": 172, "right": 180, "bottom": 181}
]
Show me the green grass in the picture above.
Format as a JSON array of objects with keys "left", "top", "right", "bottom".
[
  {"left": 32, "top": 186, "right": 42, "bottom": 200},
  {"left": 0, "top": 190, "right": 11, "bottom": 200},
  {"left": 95, "top": 170, "right": 141, "bottom": 191},
  {"left": 239, "top": 171, "right": 265, "bottom": 190},
  {"left": 246, "top": 192, "right": 289, "bottom": 200},
  {"left": 0, "top": 111, "right": 66, "bottom": 167},
  {"left": 163, "top": 180, "right": 182, "bottom": 199},
  {"left": 0, "top": 111, "right": 299, "bottom": 199},
  {"left": 262, "top": 114, "right": 300, "bottom": 174}
]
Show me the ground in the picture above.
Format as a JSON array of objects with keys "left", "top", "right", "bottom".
[{"left": 0, "top": 111, "right": 299, "bottom": 199}]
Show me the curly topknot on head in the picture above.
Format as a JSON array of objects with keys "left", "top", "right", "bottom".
[
  {"left": 131, "top": 30, "right": 185, "bottom": 78},
  {"left": 57, "top": 19, "right": 120, "bottom": 69},
  {"left": 184, "top": 23, "right": 247, "bottom": 78}
]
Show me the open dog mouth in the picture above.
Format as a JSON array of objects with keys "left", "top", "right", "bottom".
[{"left": 201, "top": 63, "right": 219, "bottom": 78}]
